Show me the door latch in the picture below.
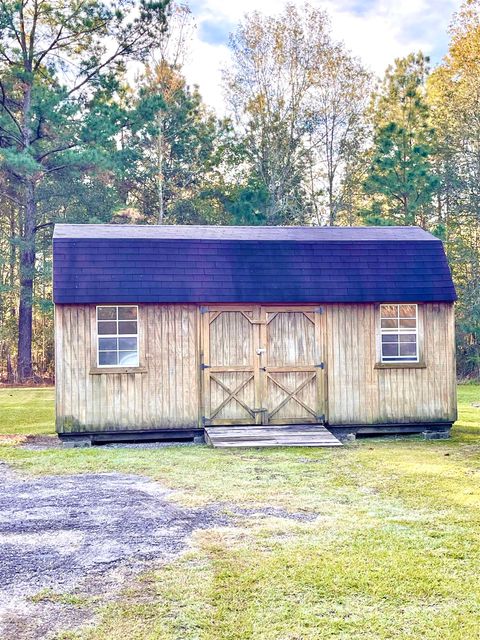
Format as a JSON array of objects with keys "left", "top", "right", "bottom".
[{"left": 256, "top": 347, "right": 266, "bottom": 355}]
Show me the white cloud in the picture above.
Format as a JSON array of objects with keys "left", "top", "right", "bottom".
[
  {"left": 183, "top": 36, "right": 231, "bottom": 113},
  {"left": 182, "top": 0, "right": 461, "bottom": 115}
]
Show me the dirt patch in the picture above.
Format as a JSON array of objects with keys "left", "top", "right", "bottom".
[
  {"left": 19, "top": 435, "right": 197, "bottom": 450},
  {"left": 0, "top": 434, "right": 28, "bottom": 446},
  {"left": 20, "top": 434, "right": 61, "bottom": 449},
  {"left": 0, "top": 466, "right": 229, "bottom": 640},
  {"left": 231, "top": 505, "right": 317, "bottom": 522}
]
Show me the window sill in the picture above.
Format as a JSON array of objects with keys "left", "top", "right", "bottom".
[
  {"left": 89, "top": 366, "right": 148, "bottom": 375},
  {"left": 374, "top": 362, "right": 426, "bottom": 370}
]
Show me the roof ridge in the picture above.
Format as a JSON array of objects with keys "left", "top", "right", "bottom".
[{"left": 53, "top": 224, "right": 438, "bottom": 242}]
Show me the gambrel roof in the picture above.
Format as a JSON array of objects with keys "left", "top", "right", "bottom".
[{"left": 53, "top": 224, "right": 456, "bottom": 304}]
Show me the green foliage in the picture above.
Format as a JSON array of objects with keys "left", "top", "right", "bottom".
[
  {"left": 362, "top": 53, "right": 439, "bottom": 225},
  {"left": 426, "top": 1, "right": 480, "bottom": 378},
  {"left": 364, "top": 121, "right": 439, "bottom": 224},
  {"left": 360, "top": 42, "right": 479, "bottom": 377},
  {"left": 224, "top": 177, "right": 270, "bottom": 225},
  {"left": 111, "top": 65, "right": 229, "bottom": 224},
  {"left": 0, "top": 0, "right": 171, "bottom": 380}
]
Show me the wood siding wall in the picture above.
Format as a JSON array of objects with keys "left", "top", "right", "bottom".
[
  {"left": 325, "top": 303, "right": 457, "bottom": 425},
  {"left": 55, "top": 304, "right": 199, "bottom": 432},
  {"left": 55, "top": 302, "right": 456, "bottom": 433}
]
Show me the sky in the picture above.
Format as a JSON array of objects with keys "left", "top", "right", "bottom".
[{"left": 181, "top": 0, "right": 461, "bottom": 115}]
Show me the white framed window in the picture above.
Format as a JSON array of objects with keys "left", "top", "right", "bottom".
[
  {"left": 96, "top": 306, "right": 139, "bottom": 367},
  {"left": 380, "top": 304, "right": 418, "bottom": 363}
]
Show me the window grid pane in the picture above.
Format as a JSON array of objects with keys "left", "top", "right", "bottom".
[
  {"left": 380, "top": 304, "right": 418, "bottom": 362},
  {"left": 98, "top": 351, "right": 118, "bottom": 366},
  {"left": 97, "top": 306, "right": 139, "bottom": 367},
  {"left": 98, "top": 307, "right": 117, "bottom": 320},
  {"left": 118, "top": 320, "right": 137, "bottom": 335},
  {"left": 99, "top": 338, "right": 118, "bottom": 350},
  {"left": 118, "top": 306, "right": 137, "bottom": 320}
]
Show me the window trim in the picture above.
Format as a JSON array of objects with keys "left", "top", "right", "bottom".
[
  {"left": 96, "top": 305, "right": 140, "bottom": 369},
  {"left": 378, "top": 303, "right": 422, "bottom": 366}
]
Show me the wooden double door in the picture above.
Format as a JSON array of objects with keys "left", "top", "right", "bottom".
[{"left": 201, "top": 306, "right": 325, "bottom": 426}]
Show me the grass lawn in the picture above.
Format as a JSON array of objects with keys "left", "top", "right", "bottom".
[
  {"left": 0, "top": 384, "right": 479, "bottom": 639},
  {"left": 0, "top": 386, "right": 54, "bottom": 435}
]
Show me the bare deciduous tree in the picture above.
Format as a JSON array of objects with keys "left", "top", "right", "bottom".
[{"left": 223, "top": 2, "right": 370, "bottom": 226}]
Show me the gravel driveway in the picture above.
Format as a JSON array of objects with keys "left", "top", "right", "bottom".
[{"left": 0, "top": 464, "right": 228, "bottom": 639}]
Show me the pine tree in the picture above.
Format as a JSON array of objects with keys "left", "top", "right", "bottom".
[
  {"left": 0, "top": 0, "right": 170, "bottom": 380},
  {"left": 116, "top": 63, "right": 229, "bottom": 224},
  {"left": 362, "top": 53, "right": 438, "bottom": 226}
]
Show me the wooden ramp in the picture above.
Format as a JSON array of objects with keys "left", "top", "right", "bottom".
[{"left": 204, "top": 424, "right": 342, "bottom": 448}]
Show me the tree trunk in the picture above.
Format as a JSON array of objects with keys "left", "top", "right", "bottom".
[
  {"left": 17, "top": 179, "right": 36, "bottom": 381},
  {"left": 328, "top": 175, "right": 335, "bottom": 226},
  {"left": 157, "top": 111, "right": 165, "bottom": 224},
  {"left": 6, "top": 349, "right": 14, "bottom": 384},
  {"left": 17, "top": 46, "right": 35, "bottom": 382}
]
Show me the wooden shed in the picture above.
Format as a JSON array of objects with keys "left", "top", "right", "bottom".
[{"left": 53, "top": 224, "right": 457, "bottom": 446}]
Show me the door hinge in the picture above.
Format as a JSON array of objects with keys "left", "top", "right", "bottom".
[
  {"left": 202, "top": 416, "right": 211, "bottom": 426},
  {"left": 317, "top": 414, "right": 326, "bottom": 424},
  {"left": 315, "top": 362, "right": 325, "bottom": 369},
  {"left": 200, "top": 363, "right": 211, "bottom": 370},
  {"left": 315, "top": 306, "right": 325, "bottom": 314},
  {"left": 199, "top": 306, "right": 209, "bottom": 314}
]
